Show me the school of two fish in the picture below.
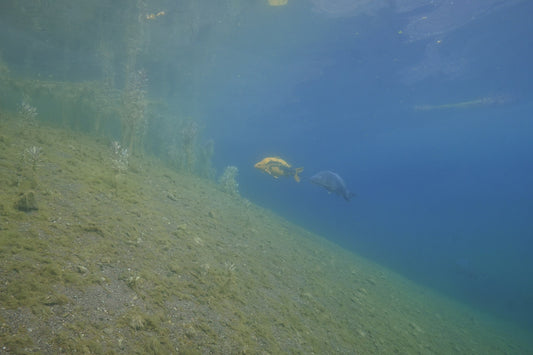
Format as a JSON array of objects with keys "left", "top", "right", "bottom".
[{"left": 254, "top": 156, "right": 355, "bottom": 201}]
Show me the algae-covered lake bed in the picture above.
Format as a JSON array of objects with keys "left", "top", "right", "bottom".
[{"left": 1, "top": 115, "right": 531, "bottom": 354}]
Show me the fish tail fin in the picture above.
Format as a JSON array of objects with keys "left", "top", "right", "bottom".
[
  {"left": 344, "top": 191, "right": 356, "bottom": 201},
  {"left": 294, "top": 167, "right": 304, "bottom": 183}
]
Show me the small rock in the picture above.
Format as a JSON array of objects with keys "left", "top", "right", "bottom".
[
  {"left": 366, "top": 277, "right": 376, "bottom": 286},
  {"left": 167, "top": 192, "right": 178, "bottom": 201},
  {"left": 15, "top": 191, "right": 38, "bottom": 212},
  {"left": 174, "top": 224, "right": 188, "bottom": 238},
  {"left": 76, "top": 265, "right": 89, "bottom": 274}
]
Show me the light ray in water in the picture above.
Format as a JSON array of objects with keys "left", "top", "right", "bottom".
[{"left": 414, "top": 95, "right": 512, "bottom": 111}]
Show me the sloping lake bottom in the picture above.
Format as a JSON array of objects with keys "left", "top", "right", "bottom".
[{"left": 0, "top": 116, "right": 531, "bottom": 354}]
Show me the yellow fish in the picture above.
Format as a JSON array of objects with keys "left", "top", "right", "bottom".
[
  {"left": 268, "top": 0, "right": 288, "bottom": 6},
  {"left": 254, "top": 157, "right": 303, "bottom": 182},
  {"left": 146, "top": 11, "right": 165, "bottom": 20}
]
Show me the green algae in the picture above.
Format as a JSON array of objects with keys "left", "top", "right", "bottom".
[{"left": 0, "top": 115, "right": 532, "bottom": 354}]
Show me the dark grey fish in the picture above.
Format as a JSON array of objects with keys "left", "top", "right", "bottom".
[{"left": 309, "top": 171, "right": 355, "bottom": 201}]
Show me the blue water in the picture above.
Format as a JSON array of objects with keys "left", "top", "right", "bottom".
[
  {"left": 201, "top": 1, "right": 533, "bottom": 329},
  {"left": 2, "top": 0, "right": 532, "bottom": 333}
]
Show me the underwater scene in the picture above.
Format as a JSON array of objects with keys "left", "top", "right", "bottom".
[{"left": 1, "top": 0, "right": 532, "bottom": 353}]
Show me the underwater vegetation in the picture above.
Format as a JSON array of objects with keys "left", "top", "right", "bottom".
[
  {"left": 0, "top": 0, "right": 219, "bottom": 180},
  {"left": 0, "top": 72, "right": 121, "bottom": 133},
  {"left": 179, "top": 120, "right": 199, "bottom": 174},
  {"left": 0, "top": 57, "right": 216, "bottom": 181},
  {"left": 17, "top": 96, "right": 38, "bottom": 126},
  {"left": 197, "top": 139, "right": 216, "bottom": 179},
  {"left": 23, "top": 145, "right": 42, "bottom": 174},
  {"left": 218, "top": 166, "right": 239, "bottom": 196},
  {"left": 164, "top": 118, "right": 215, "bottom": 178},
  {"left": 120, "top": 69, "right": 148, "bottom": 156},
  {"left": 110, "top": 141, "right": 129, "bottom": 174}
]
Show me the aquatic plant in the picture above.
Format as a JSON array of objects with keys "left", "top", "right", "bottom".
[
  {"left": 197, "top": 139, "right": 216, "bottom": 179},
  {"left": 18, "top": 96, "right": 38, "bottom": 125},
  {"left": 120, "top": 69, "right": 148, "bottom": 156},
  {"left": 111, "top": 141, "right": 129, "bottom": 173},
  {"left": 218, "top": 166, "right": 239, "bottom": 196},
  {"left": 165, "top": 118, "right": 202, "bottom": 174},
  {"left": 0, "top": 73, "right": 122, "bottom": 134},
  {"left": 225, "top": 261, "right": 236, "bottom": 273},
  {"left": 17, "top": 145, "right": 42, "bottom": 198},
  {"left": 0, "top": 55, "right": 9, "bottom": 78},
  {"left": 24, "top": 145, "right": 42, "bottom": 172},
  {"left": 180, "top": 120, "right": 199, "bottom": 173}
]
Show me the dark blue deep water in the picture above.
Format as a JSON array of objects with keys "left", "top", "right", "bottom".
[
  {"left": 1, "top": 0, "right": 532, "bottom": 334},
  {"left": 203, "top": 1, "right": 533, "bottom": 330}
]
